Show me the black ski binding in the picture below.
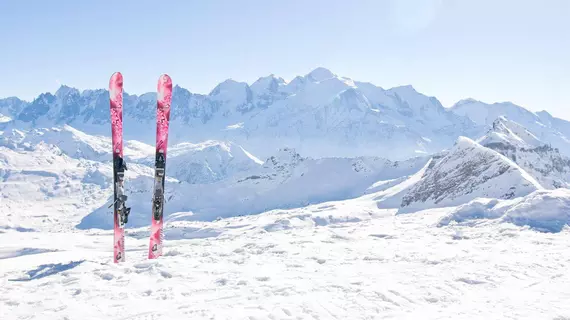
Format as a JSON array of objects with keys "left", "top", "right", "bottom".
[
  {"left": 152, "top": 151, "right": 166, "bottom": 221},
  {"left": 111, "top": 156, "right": 131, "bottom": 228}
]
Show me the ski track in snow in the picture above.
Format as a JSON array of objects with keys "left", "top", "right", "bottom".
[{"left": 1, "top": 199, "right": 569, "bottom": 320}]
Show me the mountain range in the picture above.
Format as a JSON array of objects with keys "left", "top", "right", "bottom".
[
  {"left": 0, "top": 67, "right": 482, "bottom": 160},
  {"left": 2, "top": 67, "right": 570, "bottom": 231}
]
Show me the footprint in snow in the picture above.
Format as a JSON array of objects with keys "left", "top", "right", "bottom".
[
  {"left": 256, "top": 276, "right": 270, "bottom": 282},
  {"left": 99, "top": 273, "right": 114, "bottom": 280}
]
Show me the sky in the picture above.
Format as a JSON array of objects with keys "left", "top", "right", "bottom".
[{"left": 0, "top": 0, "right": 569, "bottom": 119}]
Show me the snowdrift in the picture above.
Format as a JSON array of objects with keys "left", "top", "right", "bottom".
[{"left": 438, "top": 188, "right": 570, "bottom": 232}]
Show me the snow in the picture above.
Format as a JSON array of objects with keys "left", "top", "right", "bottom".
[
  {"left": 3, "top": 67, "right": 570, "bottom": 319},
  {"left": 371, "top": 157, "right": 433, "bottom": 209},
  {"left": 2, "top": 198, "right": 569, "bottom": 319},
  {"left": 396, "top": 137, "right": 542, "bottom": 213},
  {"left": 477, "top": 116, "right": 542, "bottom": 149},
  {"left": 439, "top": 188, "right": 570, "bottom": 232},
  {"left": 451, "top": 98, "right": 570, "bottom": 157},
  {"left": 225, "top": 122, "right": 243, "bottom": 130},
  {"left": 477, "top": 116, "right": 570, "bottom": 189},
  {"left": 503, "top": 189, "right": 570, "bottom": 232},
  {"left": 306, "top": 66, "right": 336, "bottom": 82},
  {"left": 0, "top": 113, "right": 11, "bottom": 123},
  {"left": 0, "top": 67, "right": 482, "bottom": 161},
  {"left": 77, "top": 148, "right": 428, "bottom": 228}
]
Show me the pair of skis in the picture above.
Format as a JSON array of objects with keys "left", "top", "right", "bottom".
[{"left": 109, "top": 71, "right": 172, "bottom": 263}]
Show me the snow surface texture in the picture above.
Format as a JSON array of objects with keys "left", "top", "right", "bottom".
[
  {"left": 2, "top": 199, "right": 569, "bottom": 319},
  {"left": 439, "top": 188, "right": 570, "bottom": 232}
]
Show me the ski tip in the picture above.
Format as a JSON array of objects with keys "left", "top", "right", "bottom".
[
  {"left": 158, "top": 74, "right": 172, "bottom": 91},
  {"left": 110, "top": 72, "right": 123, "bottom": 88}
]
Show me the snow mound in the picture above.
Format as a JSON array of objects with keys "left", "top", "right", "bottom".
[
  {"left": 502, "top": 189, "right": 570, "bottom": 232},
  {"left": 398, "top": 136, "right": 542, "bottom": 213},
  {"left": 439, "top": 188, "right": 570, "bottom": 232}
]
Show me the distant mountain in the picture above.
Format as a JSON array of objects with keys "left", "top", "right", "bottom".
[
  {"left": 477, "top": 117, "right": 570, "bottom": 189},
  {"left": 397, "top": 136, "right": 542, "bottom": 212},
  {"left": 368, "top": 116, "right": 570, "bottom": 213},
  {"left": 450, "top": 99, "right": 570, "bottom": 157},
  {"left": 0, "top": 97, "right": 27, "bottom": 119},
  {"left": 477, "top": 116, "right": 543, "bottom": 149},
  {"left": 0, "top": 68, "right": 482, "bottom": 161},
  {"left": 0, "top": 123, "right": 428, "bottom": 230},
  {"left": 370, "top": 136, "right": 543, "bottom": 213},
  {"left": 6, "top": 67, "right": 570, "bottom": 227}
]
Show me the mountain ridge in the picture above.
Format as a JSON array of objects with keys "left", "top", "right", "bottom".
[
  {"left": 0, "top": 67, "right": 484, "bottom": 161},
  {"left": 2, "top": 67, "right": 570, "bottom": 162}
]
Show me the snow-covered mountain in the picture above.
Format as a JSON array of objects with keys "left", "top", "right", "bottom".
[
  {"left": 0, "top": 97, "right": 27, "bottom": 119},
  {"left": 0, "top": 68, "right": 483, "bottom": 161},
  {"left": 0, "top": 124, "right": 429, "bottom": 230},
  {"left": 359, "top": 116, "right": 570, "bottom": 213},
  {"left": 7, "top": 68, "right": 570, "bottom": 162},
  {"left": 477, "top": 117, "right": 570, "bottom": 189},
  {"left": 451, "top": 98, "right": 570, "bottom": 157},
  {"left": 395, "top": 136, "right": 542, "bottom": 213},
  {"left": 4, "top": 67, "right": 570, "bottom": 227},
  {"left": 4, "top": 69, "right": 570, "bottom": 320},
  {"left": 477, "top": 116, "right": 543, "bottom": 149}
]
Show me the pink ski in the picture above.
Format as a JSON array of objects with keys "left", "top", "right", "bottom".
[
  {"left": 109, "top": 72, "right": 130, "bottom": 263},
  {"left": 148, "top": 74, "right": 172, "bottom": 259}
]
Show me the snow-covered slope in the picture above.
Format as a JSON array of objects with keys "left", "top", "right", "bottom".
[
  {"left": 477, "top": 117, "right": 570, "bottom": 189},
  {"left": 2, "top": 192, "right": 569, "bottom": 319},
  {"left": 1, "top": 125, "right": 154, "bottom": 162},
  {"left": 439, "top": 188, "right": 570, "bottom": 232},
  {"left": 164, "top": 140, "right": 263, "bottom": 184},
  {"left": 451, "top": 98, "right": 570, "bottom": 157},
  {"left": 393, "top": 136, "right": 542, "bottom": 213},
  {"left": 78, "top": 148, "right": 429, "bottom": 229},
  {"left": 0, "top": 68, "right": 480, "bottom": 160},
  {"left": 477, "top": 116, "right": 542, "bottom": 149},
  {"left": 0, "top": 121, "right": 430, "bottom": 230},
  {"left": 0, "top": 143, "right": 114, "bottom": 231}
]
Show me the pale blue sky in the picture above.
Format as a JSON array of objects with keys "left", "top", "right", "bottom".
[{"left": 0, "top": 0, "right": 568, "bottom": 118}]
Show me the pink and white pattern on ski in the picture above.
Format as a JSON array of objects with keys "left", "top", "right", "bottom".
[
  {"left": 109, "top": 72, "right": 125, "bottom": 263},
  {"left": 148, "top": 74, "right": 172, "bottom": 259}
]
